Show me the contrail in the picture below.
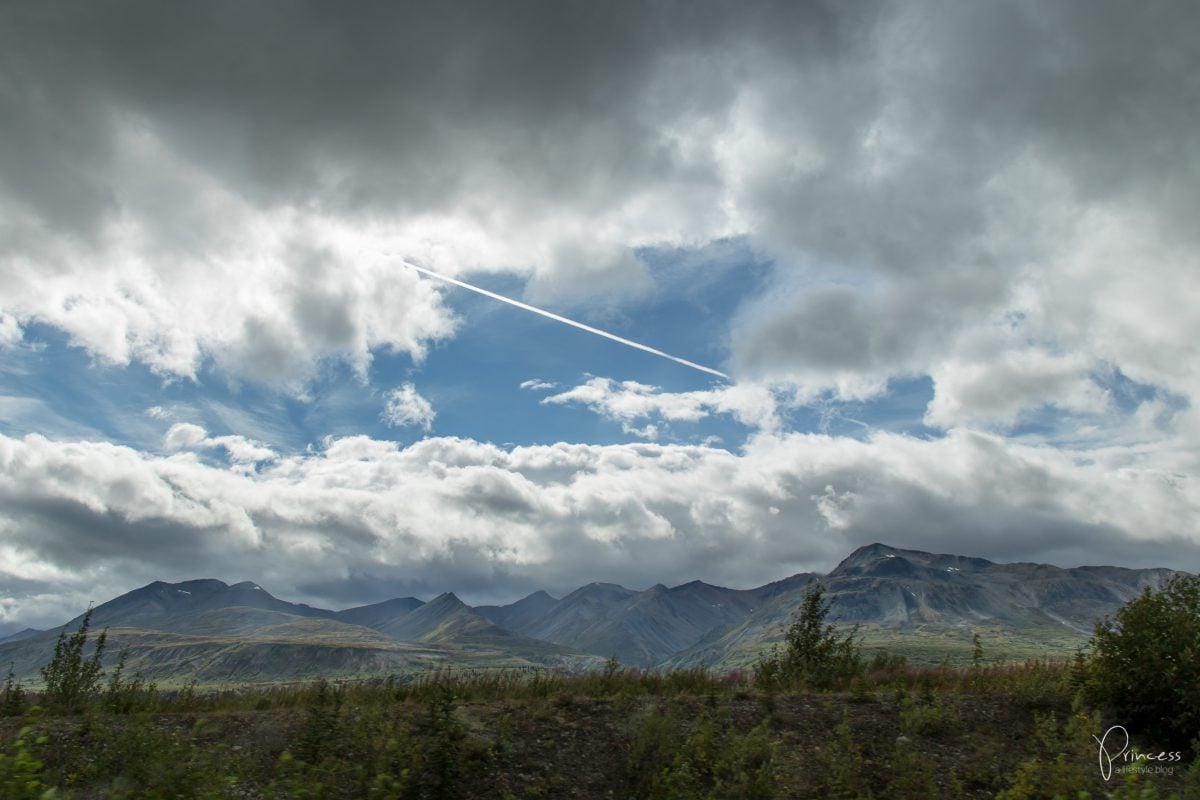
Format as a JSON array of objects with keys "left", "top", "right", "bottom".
[{"left": 399, "top": 260, "right": 730, "bottom": 380}]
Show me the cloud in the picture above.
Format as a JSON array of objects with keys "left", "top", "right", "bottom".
[
  {"left": 1, "top": 0, "right": 1192, "bottom": 424},
  {"left": 381, "top": 384, "right": 436, "bottom": 432},
  {"left": 925, "top": 348, "right": 1109, "bottom": 430},
  {"left": 542, "top": 377, "right": 780, "bottom": 437},
  {"left": 519, "top": 379, "right": 558, "bottom": 392},
  {"left": 0, "top": 1, "right": 1198, "bottom": 634},
  {"left": 0, "top": 428, "right": 1194, "bottom": 630},
  {"left": 0, "top": 314, "right": 20, "bottom": 346},
  {"left": 163, "top": 422, "right": 276, "bottom": 466},
  {"left": 719, "top": 3, "right": 1200, "bottom": 424}
]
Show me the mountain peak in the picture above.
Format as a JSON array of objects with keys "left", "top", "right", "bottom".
[
  {"left": 672, "top": 579, "right": 712, "bottom": 591},
  {"left": 560, "top": 582, "right": 636, "bottom": 605},
  {"left": 847, "top": 542, "right": 901, "bottom": 559},
  {"left": 427, "top": 592, "right": 467, "bottom": 609},
  {"left": 831, "top": 543, "right": 996, "bottom": 577}
]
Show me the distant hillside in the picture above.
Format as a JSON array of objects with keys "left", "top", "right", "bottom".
[
  {"left": 825, "top": 543, "right": 1176, "bottom": 630},
  {"left": 511, "top": 581, "right": 771, "bottom": 667},
  {"left": 667, "top": 543, "right": 1182, "bottom": 668},
  {"left": 333, "top": 597, "right": 425, "bottom": 630},
  {"left": 1, "top": 543, "right": 1187, "bottom": 683},
  {"left": 0, "top": 581, "right": 596, "bottom": 686},
  {"left": 0, "top": 627, "right": 43, "bottom": 645},
  {"left": 63, "top": 579, "right": 335, "bottom": 635},
  {"left": 475, "top": 590, "right": 559, "bottom": 631}
]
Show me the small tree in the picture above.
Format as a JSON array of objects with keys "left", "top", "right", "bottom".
[
  {"left": 1084, "top": 574, "right": 1200, "bottom": 751},
  {"left": 41, "top": 605, "right": 107, "bottom": 713},
  {"left": 778, "top": 584, "right": 862, "bottom": 690},
  {"left": 1, "top": 665, "right": 24, "bottom": 717}
]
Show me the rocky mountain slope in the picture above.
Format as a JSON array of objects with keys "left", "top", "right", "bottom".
[{"left": 1, "top": 543, "right": 1185, "bottom": 683}]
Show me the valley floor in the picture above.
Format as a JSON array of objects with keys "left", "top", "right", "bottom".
[{"left": 3, "top": 664, "right": 1196, "bottom": 799}]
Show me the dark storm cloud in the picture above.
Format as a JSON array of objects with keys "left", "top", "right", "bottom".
[
  {"left": 4, "top": 0, "right": 1197, "bottom": 394},
  {"left": 0, "top": 0, "right": 853, "bottom": 233},
  {"left": 727, "top": 1, "right": 1200, "bottom": 388},
  {"left": 0, "top": 0, "right": 888, "bottom": 381}
]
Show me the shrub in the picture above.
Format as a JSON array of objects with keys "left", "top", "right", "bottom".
[
  {"left": 865, "top": 650, "right": 908, "bottom": 675},
  {"left": 41, "top": 606, "right": 107, "bottom": 714},
  {"left": 0, "top": 709, "right": 53, "bottom": 800},
  {"left": 103, "top": 647, "right": 157, "bottom": 715},
  {"left": 994, "top": 710, "right": 1100, "bottom": 800},
  {"left": 626, "top": 706, "right": 775, "bottom": 800},
  {"left": 898, "top": 693, "right": 955, "bottom": 738},
  {"left": 818, "top": 715, "right": 871, "bottom": 799},
  {"left": 756, "top": 583, "right": 862, "bottom": 691},
  {"left": 886, "top": 739, "right": 961, "bottom": 800},
  {"left": 418, "top": 684, "right": 466, "bottom": 800},
  {"left": 78, "top": 715, "right": 238, "bottom": 799},
  {"left": 295, "top": 680, "right": 344, "bottom": 765},
  {"left": 2, "top": 664, "right": 26, "bottom": 717},
  {"left": 1085, "top": 574, "right": 1200, "bottom": 752}
]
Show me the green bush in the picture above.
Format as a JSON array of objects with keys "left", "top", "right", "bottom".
[
  {"left": 1085, "top": 575, "right": 1200, "bottom": 752},
  {"left": 2, "top": 664, "right": 26, "bottom": 717},
  {"left": 898, "top": 693, "right": 956, "bottom": 738},
  {"left": 103, "top": 647, "right": 158, "bottom": 715},
  {"left": 995, "top": 710, "right": 1099, "bottom": 800},
  {"left": 818, "top": 715, "right": 871, "bottom": 799},
  {"left": 416, "top": 684, "right": 467, "bottom": 800},
  {"left": 886, "top": 739, "right": 961, "bottom": 800},
  {"left": 755, "top": 584, "right": 862, "bottom": 691},
  {"left": 626, "top": 706, "right": 775, "bottom": 800},
  {"left": 41, "top": 606, "right": 107, "bottom": 714},
  {"left": 0, "top": 709, "right": 54, "bottom": 800}
]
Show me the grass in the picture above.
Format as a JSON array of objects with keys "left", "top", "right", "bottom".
[{"left": 2, "top": 660, "right": 1197, "bottom": 799}]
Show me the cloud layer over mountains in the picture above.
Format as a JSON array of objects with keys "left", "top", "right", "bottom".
[{"left": 2, "top": 426, "right": 1193, "bottom": 629}]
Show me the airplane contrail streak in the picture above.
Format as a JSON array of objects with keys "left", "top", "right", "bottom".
[{"left": 399, "top": 260, "right": 730, "bottom": 380}]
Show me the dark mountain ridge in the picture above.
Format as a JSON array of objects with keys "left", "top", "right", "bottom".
[{"left": 2, "top": 543, "right": 1187, "bottom": 682}]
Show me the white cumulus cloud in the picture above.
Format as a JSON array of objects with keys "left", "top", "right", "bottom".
[
  {"left": 0, "top": 428, "right": 1195, "bottom": 629},
  {"left": 542, "top": 377, "right": 781, "bottom": 437},
  {"left": 382, "top": 384, "right": 436, "bottom": 432}
]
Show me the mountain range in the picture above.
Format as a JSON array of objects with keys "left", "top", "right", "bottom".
[{"left": 0, "top": 543, "right": 1185, "bottom": 685}]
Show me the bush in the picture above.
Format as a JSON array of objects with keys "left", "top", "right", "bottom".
[
  {"left": 818, "top": 715, "right": 870, "bottom": 799},
  {"left": 2, "top": 665, "right": 26, "bottom": 717},
  {"left": 626, "top": 706, "right": 775, "bottom": 800},
  {"left": 0, "top": 709, "right": 53, "bottom": 800},
  {"left": 755, "top": 584, "right": 862, "bottom": 691},
  {"left": 1084, "top": 575, "right": 1200, "bottom": 751},
  {"left": 994, "top": 710, "right": 1099, "bottom": 799},
  {"left": 898, "top": 693, "right": 955, "bottom": 738},
  {"left": 41, "top": 606, "right": 107, "bottom": 714},
  {"left": 103, "top": 647, "right": 157, "bottom": 715}
]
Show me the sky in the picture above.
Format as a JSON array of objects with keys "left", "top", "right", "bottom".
[{"left": 1, "top": 0, "right": 1198, "bottom": 632}]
